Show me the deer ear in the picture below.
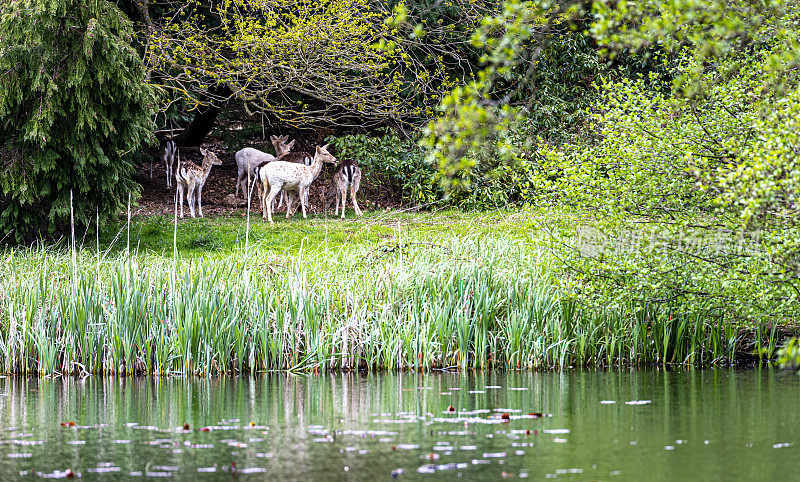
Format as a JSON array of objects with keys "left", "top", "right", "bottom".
[
  {"left": 287, "top": 140, "right": 296, "bottom": 148},
  {"left": 321, "top": 144, "right": 330, "bottom": 151},
  {"left": 270, "top": 135, "right": 277, "bottom": 142},
  {"left": 200, "top": 148, "right": 207, "bottom": 156}
]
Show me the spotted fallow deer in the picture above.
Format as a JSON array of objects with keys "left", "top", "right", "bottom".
[
  {"left": 161, "top": 139, "right": 177, "bottom": 187},
  {"left": 234, "top": 135, "right": 295, "bottom": 199},
  {"left": 329, "top": 160, "right": 363, "bottom": 218},
  {"left": 176, "top": 148, "right": 222, "bottom": 218},
  {"left": 255, "top": 145, "right": 337, "bottom": 223}
]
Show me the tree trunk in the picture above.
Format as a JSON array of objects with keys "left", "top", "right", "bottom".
[
  {"left": 176, "top": 104, "right": 221, "bottom": 147},
  {"left": 176, "top": 85, "right": 231, "bottom": 147}
]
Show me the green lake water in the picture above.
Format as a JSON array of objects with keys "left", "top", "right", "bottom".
[{"left": 0, "top": 368, "right": 795, "bottom": 480}]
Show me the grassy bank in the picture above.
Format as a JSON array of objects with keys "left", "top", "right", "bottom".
[{"left": 0, "top": 209, "right": 781, "bottom": 375}]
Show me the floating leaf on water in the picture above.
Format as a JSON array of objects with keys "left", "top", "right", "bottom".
[
  {"left": 600, "top": 401, "right": 616, "bottom": 404},
  {"left": 543, "top": 429, "right": 570, "bottom": 434},
  {"left": 182, "top": 423, "right": 190, "bottom": 430},
  {"left": 238, "top": 468, "right": 267, "bottom": 474},
  {"left": 624, "top": 400, "right": 652, "bottom": 405},
  {"left": 87, "top": 467, "right": 121, "bottom": 473},
  {"left": 391, "top": 468, "right": 404, "bottom": 478},
  {"left": 421, "top": 453, "right": 440, "bottom": 461},
  {"left": 447, "top": 406, "right": 456, "bottom": 413},
  {"left": 417, "top": 465, "right": 436, "bottom": 474},
  {"left": 501, "top": 413, "right": 510, "bottom": 421}
]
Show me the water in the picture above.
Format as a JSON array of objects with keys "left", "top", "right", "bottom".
[{"left": 0, "top": 368, "right": 795, "bottom": 480}]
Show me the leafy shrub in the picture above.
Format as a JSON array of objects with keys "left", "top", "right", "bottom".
[
  {"left": 535, "top": 43, "right": 800, "bottom": 327},
  {"left": 331, "top": 132, "right": 543, "bottom": 209},
  {"left": 331, "top": 134, "right": 441, "bottom": 206}
]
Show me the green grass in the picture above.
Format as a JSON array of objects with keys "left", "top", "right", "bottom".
[
  {"left": 108, "top": 208, "right": 546, "bottom": 257},
  {"left": 0, "top": 208, "right": 775, "bottom": 375}
]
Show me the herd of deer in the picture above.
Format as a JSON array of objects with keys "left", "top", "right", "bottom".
[{"left": 159, "top": 135, "right": 362, "bottom": 223}]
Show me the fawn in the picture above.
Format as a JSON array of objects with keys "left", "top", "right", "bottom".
[{"left": 176, "top": 148, "right": 222, "bottom": 218}]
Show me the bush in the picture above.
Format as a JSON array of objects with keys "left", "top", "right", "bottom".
[
  {"left": 0, "top": 0, "right": 157, "bottom": 242},
  {"left": 535, "top": 43, "right": 800, "bottom": 328},
  {"left": 331, "top": 132, "right": 542, "bottom": 209},
  {"left": 331, "top": 134, "right": 441, "bottom": 206}
]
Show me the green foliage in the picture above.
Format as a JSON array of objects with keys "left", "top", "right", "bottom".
[
  {"left": 777, "top": 337, "right": 800, "bottom": 372},
  {"left": 0, "top": 0, "right": 157, "bottom": 241},
  {"left": 331, "top": 132, "right": 541, "bottom": 208},
  {"left": 536, "top": 43, "right": 800, "bottom": 326},
  {"left": 331, "top": 134, "right": 441, "bottom": 205}
]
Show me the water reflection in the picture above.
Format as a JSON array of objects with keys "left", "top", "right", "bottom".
[{"left": 0, "top": 368, "right": 795, "bottom": 480}]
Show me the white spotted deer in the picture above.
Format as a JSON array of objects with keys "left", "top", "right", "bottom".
[
  {"left": 234, "top": 135, "right": 295, "bottom": 199},
  {"left": 255, "top": 145, "right": 337, "bottom": 223},
  {"left": 176, "top": 148, "right": 222, "bottom": 218}
]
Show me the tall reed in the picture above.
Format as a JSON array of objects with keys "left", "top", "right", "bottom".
[{"left": 0, "top": 234, "right": 765, "bottom": 375}]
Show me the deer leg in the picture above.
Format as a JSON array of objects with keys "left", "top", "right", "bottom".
[
  {"left": 178, "top": 184, "right": 184, "bottom": 218},
  {"left": 188, "top": 182, "right": 197, "bottom": 218},
  {"left": 285, "top": 191, "right": 295, "bottom": 218},
  {"left": 351, "top": 186, "right": 362, "bottom": 216},
  {"left": 197, "top": 183, "right": 204, "bottom": 218},
  {"left": 300, "top": 188, "right": 308, "bottom": 219},
  {"left": 260, "top": 182, "right": 268, "bottom": 220},
  {"left": 278, "top": 190, "right": 286, "bottom": 210},
  {"left": 340, "top": 185, "right": 347, "bottom": 219},
  {"left": 265, "top": 185, "right": 280, "bottom": 224}
]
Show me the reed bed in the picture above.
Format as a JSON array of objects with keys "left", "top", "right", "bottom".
[{"left": 0, "top": 232, "right": 761, "bottom": 375}]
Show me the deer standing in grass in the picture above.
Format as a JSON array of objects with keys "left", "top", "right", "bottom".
[
  {"left": 234, "top": 135, "right": 295, "bottom": 199},
  {"left": 176, "top": 148, "right": 222, "bottom": 218},
  {"left": 256, "top": 145, "right": 337, "bottom": 223},
  {"left": 161, "top": 139, "right": 177, "bottom": 187},
  {"left": 324, "top": 160, "right": 363, "bottom": 218}
]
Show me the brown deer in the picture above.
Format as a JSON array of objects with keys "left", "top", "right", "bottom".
[
  {"left": 176, "top": 148, "right": 222, "bottom": 218},
  {"left": 328, "top": 159, "right": 363, "bottom": 218},
  {"left": 161, "top": 139, "right": 177, "bottom": 187}
]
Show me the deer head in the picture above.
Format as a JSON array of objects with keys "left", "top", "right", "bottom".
[
  {"left": 200, "top": 148, "right": 222, "bottom": 167},
  {"left": 315, "top": 144, "right": 337, "bottom": 165}
]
